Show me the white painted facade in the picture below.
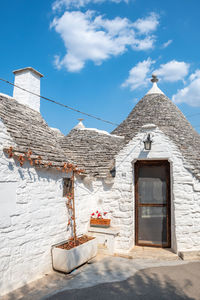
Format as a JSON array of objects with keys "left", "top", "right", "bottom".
[
  {"left": 0, "top": 113, "right": 200, "bottom": 295},
  {"left": 0, "top": 120, "right": 71, "bottom": 296},
  {"left": 75, "top": 125, "right": 200, "bottom": 254}
]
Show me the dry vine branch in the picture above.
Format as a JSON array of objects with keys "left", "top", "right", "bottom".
[{"left": 5, "top": 146, "right": 84, "bottom": 247}]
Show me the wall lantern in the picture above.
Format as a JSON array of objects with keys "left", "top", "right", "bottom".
[{"left": 143, "top": 133, "right": 152, "bottom": 151}]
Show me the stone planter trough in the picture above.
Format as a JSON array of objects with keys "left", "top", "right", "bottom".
[{"left": 51, "top": 237, "right": 97, "bottom": 273}]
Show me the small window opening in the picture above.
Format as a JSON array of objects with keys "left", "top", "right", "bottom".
[
  {"left": 63, "top": 178, "right": 72, "bottom": 197},
  {"left": 110, "top": 167, "right": 116, "bottom": 178}
]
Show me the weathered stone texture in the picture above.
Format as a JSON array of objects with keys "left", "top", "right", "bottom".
[
  {"left": 0, "top": 121, "right": 75, "bottom": 296},
  {"left": 0, "top": 90, "right": 200, "bottom": 296},
  {"left": 60, "top": 128, "right": 124, "bottom": 178},
  {"left": 74, "top": 126, "right": 200, "bottom": 254},
  {"left": 0, "top": 94, "right": 76, "bottom": 168},
  {"left": 112, "top": 93, "right": 200, "bottom": 181},
  {"left": 113, "top": 126, "right": 200, "bottom": 253}
]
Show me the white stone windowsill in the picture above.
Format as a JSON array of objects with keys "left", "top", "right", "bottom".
[{"left": 88, "top": 226, "right": 120, "bottom": 236}]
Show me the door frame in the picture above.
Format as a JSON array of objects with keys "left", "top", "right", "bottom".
[{"left": 135, "top": 160, "right": 171, "bottom": 248}]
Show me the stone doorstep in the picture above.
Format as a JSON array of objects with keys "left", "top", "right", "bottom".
[
  {"left": 178, "top": 250, "right": 200, "bottom": 261},
  {"left": 88, "top": 227, "right": 200, "bottom": 261},
  {"left": 124, "top": 247, "right": 180, "bottom": 261},
  {"left": 99, "top": 247, "right": 200, "bottom": 261},
  {"left": 116, "top": 247, "right": 200, "bottom": 261}
]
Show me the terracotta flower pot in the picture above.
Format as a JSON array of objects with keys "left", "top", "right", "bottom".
[{"left": 90, "top": 218, "right": 111, "bottom": 228}]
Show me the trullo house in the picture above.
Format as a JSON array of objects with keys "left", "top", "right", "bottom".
[{"left": 0, "top": 67, "right": 200, "bottom": 296}]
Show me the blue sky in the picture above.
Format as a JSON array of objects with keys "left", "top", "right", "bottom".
[{"left": 0, "top": 0, "right": 200, "bottom": 134}]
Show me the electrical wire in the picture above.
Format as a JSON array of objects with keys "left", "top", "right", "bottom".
[
  {"left": 1, "top": 76, "right": 200, "bottom": 128},
  {"left": 0, "top": 77, "right": 119, "bottom": 126}
]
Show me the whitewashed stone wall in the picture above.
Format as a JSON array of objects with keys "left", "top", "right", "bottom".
[
  {"left": 0, "top": 119, "right": 200, "bottom": 295},
  {"left": 13, "top": 70, "right": 41, "bottom": 112},
  {"left": 0, "top": 120, "right": 71, "bottom": 296},
  {"left": 113, "top": 125, "right": 200, "bottom": 253},
  {"left": 75, "top": 125, "right": 200, "bottom": 254}
]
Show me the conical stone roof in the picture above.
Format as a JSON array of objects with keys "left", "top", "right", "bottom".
[
  {"left": 60, "top": 128, "right": 124, "bottom": 177},
  {"left": 0, "top": 94, "right": 76, "bottom": 168},
  {"left": 112, "top": 92, "right": 200, "bottom": 180}
]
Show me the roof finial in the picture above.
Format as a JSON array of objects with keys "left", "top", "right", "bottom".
[
  {"left": 146, "top": 74, "right": 164, "bottom": 95},
  {"left": 151, "top": 74, "right": 158, "bottom": 83},
  {"left": 74, "top": 118, "right": 85, "bottom": 130}
]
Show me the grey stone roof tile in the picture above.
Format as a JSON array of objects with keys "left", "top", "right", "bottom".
[
  {"left": 60, "top": 129, "right": 125, "bottom": 177},
  {"left": 0, "top": 94, "right": 76, "bottom": 168},
  {"left": 1, "top": 92, "right": 199, "bottom": 180}
]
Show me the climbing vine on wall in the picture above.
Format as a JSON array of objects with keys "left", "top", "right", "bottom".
[
  {"left": 5, "top": 146, "right": 84, "bottom": 247},
  {"left": 64, "top": 177, "right": 77, "bottom": 246},
  {"left": 5, "top": 146, "right": 84, "bottom": 174}
]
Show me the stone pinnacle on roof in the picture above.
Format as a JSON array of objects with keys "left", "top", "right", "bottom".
[
  {"left": 147, "top": 74, "right": 164, "bottom": 95},
  {"left": 74, "top": 118, "right": 85, "bottom": 129}
]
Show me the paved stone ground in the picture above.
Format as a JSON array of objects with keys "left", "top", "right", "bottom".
[
  {"left": 2, "top": 256, "right": 200, "bottom": 300},
  {"left": 47, "top": 262, "right": 200, "bottom": 300}
]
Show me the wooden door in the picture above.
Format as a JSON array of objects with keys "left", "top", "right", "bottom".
[{"left": 135, "top": 161, "right": 171, "bottom": 248}]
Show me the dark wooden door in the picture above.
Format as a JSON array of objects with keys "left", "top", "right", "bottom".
[{"left": 135, "top": 161, "right": 171, "bottom": 248}]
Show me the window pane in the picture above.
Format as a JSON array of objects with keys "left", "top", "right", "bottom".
[
  {"left": 138, "top": 207, "right": 167, "bottom": 245},
  {"left": 138, "top": 165, "right": 166, "bottom": 204}
]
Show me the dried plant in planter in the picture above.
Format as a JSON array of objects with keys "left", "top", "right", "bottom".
[
  {"left": 52, "top": 172, "right": 97, "bottom": 273},
  {"left": 63, "top": 173, "right": 97, "bottom": 250},
  {"left": 58, "top": 235, "right": 94, "bottom": 250}
]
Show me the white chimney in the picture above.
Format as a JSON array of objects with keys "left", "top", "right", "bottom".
[{"left": 13, "top": 67, "right": 43, "bottom": 112}]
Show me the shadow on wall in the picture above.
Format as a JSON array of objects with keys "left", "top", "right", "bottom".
[
  {"left": 76, "top": 175, "right": 94, "bottom": 193},
  {"left": 102, "top": 179, "right": 114, "bottom": 192},
  {"left": 138, "top": 150, "right": 150, "bottom": 159},
  {"left": 16, "top": 161, "right": 64, "bottom": 184}
]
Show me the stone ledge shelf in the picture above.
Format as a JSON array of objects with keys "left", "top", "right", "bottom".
[{"left": 88, "top": 226, "right": 120, "bottom": 255}]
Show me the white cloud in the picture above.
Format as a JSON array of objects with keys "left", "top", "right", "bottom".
[
  {"left": 122, "top": 59, "right": 190, "bottom": 91},
  {"left": 133, "top": 12, "right": 159, "bottom": 34},
  {"left": 132, "top": 35, "right": 155, "bottom": 51},
  {"left": 162, "top": 39, "right": 172, "bottom": 48},
  {"left": 51, "top": 11, "right": 158, "bottom": 72},
  {"left": 154, "top": 60, "right": 190, "bottom": 82},
  {"left": 189, "top": 69, "right": 200, "bottom": 81},
  {"left": 172, "top": 70, "right": 200, "bottom": 107},
  {"left": 122, "top": 58, "right": 155, "bottom": 90},
  {"left": 52, "top": 0, "right": 129, "bottom": 10}
]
